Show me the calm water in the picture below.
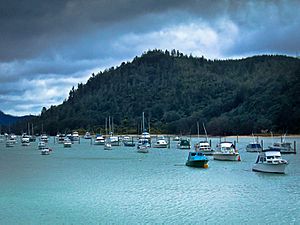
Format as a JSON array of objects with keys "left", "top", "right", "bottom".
[{"left": 0, "top": 136, "right": 299, "bottom": 224}]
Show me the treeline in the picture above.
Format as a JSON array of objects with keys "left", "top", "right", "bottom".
[{"left": 10, "top": 49, "right": 300, "bottom": 135}]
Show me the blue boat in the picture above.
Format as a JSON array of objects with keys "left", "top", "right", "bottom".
[{"left": 186, "top": 152, "right": 209, "bottom": 168}]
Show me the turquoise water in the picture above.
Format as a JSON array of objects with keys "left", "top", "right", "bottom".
[{"left": 0, "top": 136, "right": 299, "bottom": 224}]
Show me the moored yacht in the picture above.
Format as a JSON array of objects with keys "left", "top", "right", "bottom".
[
  {"left": 177, "top": 138, "right": 191, "bottom": 150},
  {"left": 94, "top": 134, "right": 105, "bottom": 145},
  {"left": 246, "top": 142, "right": 263, "bottom": 152},
  {"left": 84, "top": 132, "right": 92, "bottom": 139},
  {"left": 137, "top": 138, "right": 150, "bottom": 153},
  {"left": 194, "top": 141, "right": 214, "bottom": 155},
  {"left": 213, "top": 141, "right": 240, "bottom": 161},
  {"left": 269, "top": 142, "right": 294, "bottom": 154},
  {"left": 252, "top": 149, "right": 288, "bottom": 174},
  {"left": 63, "top": 138, "right": 72, "bottom": 148},
  {"left": 153, "top": 135, "right": 168, "bottom": 148}
]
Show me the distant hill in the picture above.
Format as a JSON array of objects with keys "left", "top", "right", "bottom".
[
  {"left": 19, "top": 50, "right": 300, "bottom": 135},
  {"left": 0, "top": 110, "right": 34, "bottom": 126}
]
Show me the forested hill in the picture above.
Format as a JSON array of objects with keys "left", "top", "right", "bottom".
[{"left": 26, "top": 50, "right": 300, "bottom": 135}]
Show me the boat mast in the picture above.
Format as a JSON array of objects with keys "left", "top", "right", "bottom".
[
  {"left": 203, "top": 123, "right": 208, "bottom": 142},
  {"left": 197, "top": 122, "right": 200, "bottom": 140},
  {"left": 142, "top": 112, "right": 145, "bottom": 132}
]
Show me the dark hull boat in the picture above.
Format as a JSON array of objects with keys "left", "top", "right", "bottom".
[{"left": 186, "top": 152, "right": 209, "bottom": 168}]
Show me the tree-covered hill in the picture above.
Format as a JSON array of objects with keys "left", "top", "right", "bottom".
[{"left": 15, "top": 50, "right": 300, "bottom": 135}]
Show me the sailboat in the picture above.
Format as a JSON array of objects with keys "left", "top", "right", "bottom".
[
  {"left": 194, "top": 123, "right": 214, "bottom": 155},
  {"left": 137, "top": 112, "right": 150, "bottom": 153}
]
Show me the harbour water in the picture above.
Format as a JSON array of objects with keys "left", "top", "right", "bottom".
[{"left": 0, "top": 136, "right": 299, "bottom": 224}]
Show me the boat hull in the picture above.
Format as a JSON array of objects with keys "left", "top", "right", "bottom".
[
  {"left": 252, "top": 163, "right": 287, "bottom": 174},
  {"left": 198, "top": 150, "right": 214, "bottom": 156},
  {"left": 213, "top": 153, "right": 240, "bottom": 161},
  {"left": 186, "top": 160, "right": 208, "bottom": 168}
]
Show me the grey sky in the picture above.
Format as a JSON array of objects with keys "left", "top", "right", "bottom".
[{"left": 0, "top": 0, "right": 299, "bottom": 115}]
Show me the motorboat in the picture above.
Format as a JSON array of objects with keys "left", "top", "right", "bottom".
[
  {"left": 104, "top": 141, "right": 112, "bottom": 150},
  {"left": 57, "top": 134, "right": 65, "bottom": 144},
  {"left": 72, "top": 131, "right": 80, "bottom": 142},
  {"left": 186, "top": 152, "right": 209, "bottom": 168},
  {"left": 213, "top": 142, "right": 241, "bottom": 161},
  {"left": 246, "top": 142, "right": 263, "bottom": 152},
  {"left": 6, "top": 139, "right": 15, "bottom": 147},
  {"left": 123, "top": 136, "right": 135, "bottom": 147},
  {"left": 38, "top": 141, "right": 46, "bottom": 150},
  {"left": 84, "top": 132, "right": 92, "bottom": 139},
  {"left": 94, "top": 134, "right": 105, "bottom": 145},
  {"left": 108, "top": 136, "right": 120, "bottom": 146},
  {"left": 153, "top": 135, "right": 168, "bottom": 148},
  {"left": 41, "top": 148, "right": 50, "bottom": 155},
  {"left": 63, "top": 138, "right": 72, "bottom": 148},
  {"left": 173, "top": 136, "right": 180, "bottom": 141},
  {"left": 21, "top": 135, "right": 31, "bottom": 146},
  {"left": 269, "top": 142, "right": 294, "bottom": 154},
  {"left": 177, "top": 138, "right": 191, "bottom": 150},
  {"left": 194, "top": 141, "right": 214, "bottom": 155},
  {"left": 137, "top": 138, "right": 150, "bottom": 153},
  {"left": 252, "top": 149, "right": 288, "bottom": 174},
  {"left": 40, "top": 134, "right": 48, "bottom": 143}
]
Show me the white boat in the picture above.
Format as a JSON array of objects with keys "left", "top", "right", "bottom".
[
  {"left": 94, "top": 134, "right": 105, "bottom": 145},
  {"left": 41, "top": 148, "right": 50, "bottom": 155},
  {"left": 21, "top": 136, "right": 30, "bottom": 146},
  {"left": 213, "top": 142, "right": 241, "bottom": 161},
  {"left": 252, "top": 149, "right": 288, "bottom": 174},
  {"left": 246, "top": 142, "right": 263, "bottom": 152},
  {"left": 104, "top": 141, "right": 112, "bottom": 150},
  {"left": 194, "top": 141, "right": 214, "bottom": 155},
  {"left": 137, "top": 139, "right": 150, "bottom": 153},
  {"left": 153, "top": 135, "right": 168, "bottom": 148},
  {"left": 38, "top": 141, "right": 46, "bottom": 149},
  {"left": 72, "top": 131, "right": 80, "bottom": 141},
  {"left": 57, "top": 134, "right": 65, "bottom": 143},
  {"left": 269, "top": 142, "right": 294, "bottom": 154},
  {"left": 173, "top": 136, "right": 180, "bottom": 141},
  {"left": 63, "top": 138, "right": 72, "bottom": 148},
  {"left": 6, "top": 139, "right": 15, "bottom": 147},
  {"left": 40, "top": 134, "right": 48, "bottom": 143},
  {"left": 84, "top": 132, "right": 92, "bottom": 139},
  {"left": 108, "top": 136, "right": 120, "bottom": 146}
]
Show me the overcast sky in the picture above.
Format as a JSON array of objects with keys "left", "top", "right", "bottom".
[{"left": 1, "top": 0, "right": 299, "bottom": 116}]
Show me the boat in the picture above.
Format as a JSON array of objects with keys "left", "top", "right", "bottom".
[
  {"left": 57, "top": 134, "right": 66, "bottom": 144},
  {"left": 71, "top": 131, "right": 80, "bottom": 142},
  {"left": 194, "top": 141, "right": 214, "bottom": 155},
  {"left": 40, "top": 134, "right": 48, "bottom": 143},
  {"left": 269, "top": 142, "right": 294, "bottom": 154},
  {"left": 213, "top": 141, "right": 241, "bottom": 161},
  {"left": 41, "top": 148, "right": 50, "bottom": 155},
  {"left": 252, "top": 148, "right": 288, "bottom": 174},
  {"left": 21, "top": 135, "right": 31, "bottom": 146},
  {"left": 153, "top": 135, "right": 168, "bottom": 148},
  {"left": 137, "top": 139, "right": 150, "bottom": 153},
  {"left": 108, "top": 136, "right": 120, "bottom": 146},
  {"left": 63, "top": 138, "right": 72, "bottom": 148},
  {"left": 177, "top": 138, "right": 191, "bottom": 149},
  {"left": 246, "top": 142, "right": 263, "bottom": 152},
  {"left": 104, "top": 141, "right": 112, "bottom": 150},
  {"left": 6, "top": 139, "right": 15, "bottom": 147},
  {"left": 186, "top": 152, "right": 209, "bottom": 168},
  {"left": 84, "top": 132, "right": 92, "bottom": 139},
  {"left": 94, "top": 134, "right": 105, "bottom": 145},
  {"left": 38, "top": 141, "right": 46, "bottom": 149},
  {"left": 173, "top": 136, "right": 180, "bottom": 141},
  {"left": 123, "top": 136, "right": 135, "bottom": 147}
]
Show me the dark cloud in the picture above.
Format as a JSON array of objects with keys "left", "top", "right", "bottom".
[{"left": 0, "top": 0, "right": 299, "bottom": 115}]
